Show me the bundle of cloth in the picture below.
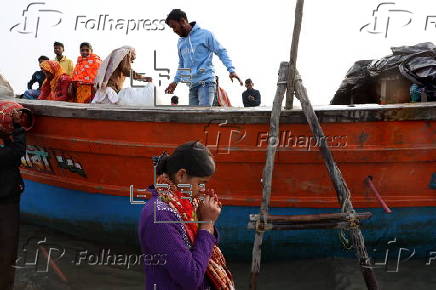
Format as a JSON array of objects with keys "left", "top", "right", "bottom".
[{"left": 331, "top": 42, "right": 436, "bottom": 104}]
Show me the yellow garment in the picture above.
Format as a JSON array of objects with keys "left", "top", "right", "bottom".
[{"left": 55, "top": 56, "right": 74, "bottom": 76}]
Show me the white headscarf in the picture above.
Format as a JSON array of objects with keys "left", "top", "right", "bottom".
[{"left": 94, "top": 46, "right": 135, "bottom": 90}]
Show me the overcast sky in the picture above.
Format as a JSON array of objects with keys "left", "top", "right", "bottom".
[{"left": 1, "top": 0, "right": 435, "bottom": 106}]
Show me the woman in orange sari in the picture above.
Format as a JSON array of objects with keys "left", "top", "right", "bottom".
[
  {"left": 38, "top": 60, "right": 72, "bottom": 101},
  {"left": 72, "top": 42, "right": 102, "bottom": 103}
]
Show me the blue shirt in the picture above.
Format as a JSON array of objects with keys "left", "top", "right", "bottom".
[{"left": 173, "top": 22, "right": 235, "bottom": 88}]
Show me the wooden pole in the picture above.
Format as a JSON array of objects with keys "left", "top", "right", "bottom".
[
  {"left": 252, "top": 222, "right": 352, "bottom": 231},
  {"left": 250, "top": 1, "right": 305, "bottom": 288},
  {"left": 285, "top": 0, "right": 304, "bottom": 110},
  {"left": 248, "top": 212, "right": 372, "bottom": 230},
  {"left": 293, "top": 70, "right": 379, "bottom": 290},
  {"left": 249, "top": 0, "right": 379, "bottom": 289},
  {"left": 249, "top": 62, "right": 288, "bottom": 290},
  {"left": 249, "top": 212, "right": 372, "bottom": 224}
]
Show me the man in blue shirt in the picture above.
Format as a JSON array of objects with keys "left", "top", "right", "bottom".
[{"left": 164, "top": 9, "right": 242, "bottom": 106}]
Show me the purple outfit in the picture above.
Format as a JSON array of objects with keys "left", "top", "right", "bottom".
[{"left": 138, "top": 187, "right": 218, "bottom": 290}]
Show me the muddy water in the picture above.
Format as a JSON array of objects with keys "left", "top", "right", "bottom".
[{"left": 14, "top": 223, "right": 436, "bottom": 290}]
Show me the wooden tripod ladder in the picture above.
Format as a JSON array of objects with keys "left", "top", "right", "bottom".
[{"left": 248, "top": 1, "right": 379, "bottom": 289}]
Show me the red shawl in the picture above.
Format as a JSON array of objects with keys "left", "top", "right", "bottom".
[{"left": 217, "top": 86, "right": 232, "bottom": 107}]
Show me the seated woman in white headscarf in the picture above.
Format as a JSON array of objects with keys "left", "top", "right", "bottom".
[{"left": 92, "top": 46, "right": 154, "bottom": 105}]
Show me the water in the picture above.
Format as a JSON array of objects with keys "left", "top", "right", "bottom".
[{"left": 14, "top": 223, "right": 436, "bottom": 290}]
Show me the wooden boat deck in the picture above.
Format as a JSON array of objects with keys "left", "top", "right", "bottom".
[{"left": 3, "top": 96, "right": 435, "bottom": 124}]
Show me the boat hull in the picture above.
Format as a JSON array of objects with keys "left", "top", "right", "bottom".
[
  {"left": 21, "top": 180, "right": 436, "bottom": 261},
  {"left": 1, "top": 97, "right": 433, "bottom": 260},
  {"left": 18, "top": 115, "right": 436, "bottom": 208}
]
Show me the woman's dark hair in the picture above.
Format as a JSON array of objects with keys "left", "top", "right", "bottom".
[
  {"left": 156, "top": 141, "right": 215, "bottom": 179},
  {"left": 165, "top": 9, "right": 187, "bottom": 25},
  {"left": 80, "top": 42, "right": 92, "bottom": 50},
  {"left": 38, "top": 55, "right": 49, "bottom": 62}
]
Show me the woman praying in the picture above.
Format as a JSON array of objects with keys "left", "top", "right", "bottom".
[
  {"left": 138, "top": 141, "right": 235, "bottom": 290},
  {"left": 72, "top": 42, "right": 102, "bottom": 103},
  {"left": 38, "top": 60, "right": 72, "bottom": 101}
]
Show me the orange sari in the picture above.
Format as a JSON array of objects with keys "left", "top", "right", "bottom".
[
  {"left": 72, "top": 54, "right": 102, "bottom": 103},
  {"left": 38, "top": 61, "right": 72, "bottom": 101}
]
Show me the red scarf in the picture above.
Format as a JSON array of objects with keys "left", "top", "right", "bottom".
[
  {"left": 217, "top": 86, "right": 232, "bottom": 107},
  {"left": 155, "top": 175, "right": 235, "bottom": 290}
]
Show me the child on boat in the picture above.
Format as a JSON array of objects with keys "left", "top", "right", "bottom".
[
  {"left": 71, "top": 42, "right": 102, "bottom": 103},
  {"left": 138, "top": 141, "right": 235, "bottom": 290}
]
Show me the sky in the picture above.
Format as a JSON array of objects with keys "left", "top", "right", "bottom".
[{"left": 1, "top": 0, "right": 435, "bottom": 106}]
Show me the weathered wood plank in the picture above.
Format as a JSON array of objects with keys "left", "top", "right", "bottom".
[
  {"left": 248, "top": 221, "right": 354, "bottom": 230},
  {"left": 293, "top": 69, "right": 379, "bottom": 290},
  {"left": 249, "top": 212, "right": 372, "bottom": 223},
  {"left": 285, "top": 0, "right": 304, "bottom": 110},
  {"left": 249, "top": 61, "right": 289, "bottom": 290},
  {"left": 1, "top": 95, "right": 434, "bottom": 124},
  {"left": 249, "top": 231, "right": 264, "bottom": 290}
]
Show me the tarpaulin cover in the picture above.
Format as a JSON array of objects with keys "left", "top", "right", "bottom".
[{"left": 331, "top": 42, "right": 436, "bottom": 104}]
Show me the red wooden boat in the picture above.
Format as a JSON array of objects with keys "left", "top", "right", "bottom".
[{"left": 1, "top": 95, "right": 435, "bottom": 260}]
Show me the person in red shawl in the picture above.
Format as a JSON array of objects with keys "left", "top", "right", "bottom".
[
  {"left": 72, "top": 42, "right": 102, "bottom": 103},
  {"left": 139, "top": 141, "right": 235, "bottom": 290},
  {"left": 38, "top": 60, "right": 72, "bottom": 101}
]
